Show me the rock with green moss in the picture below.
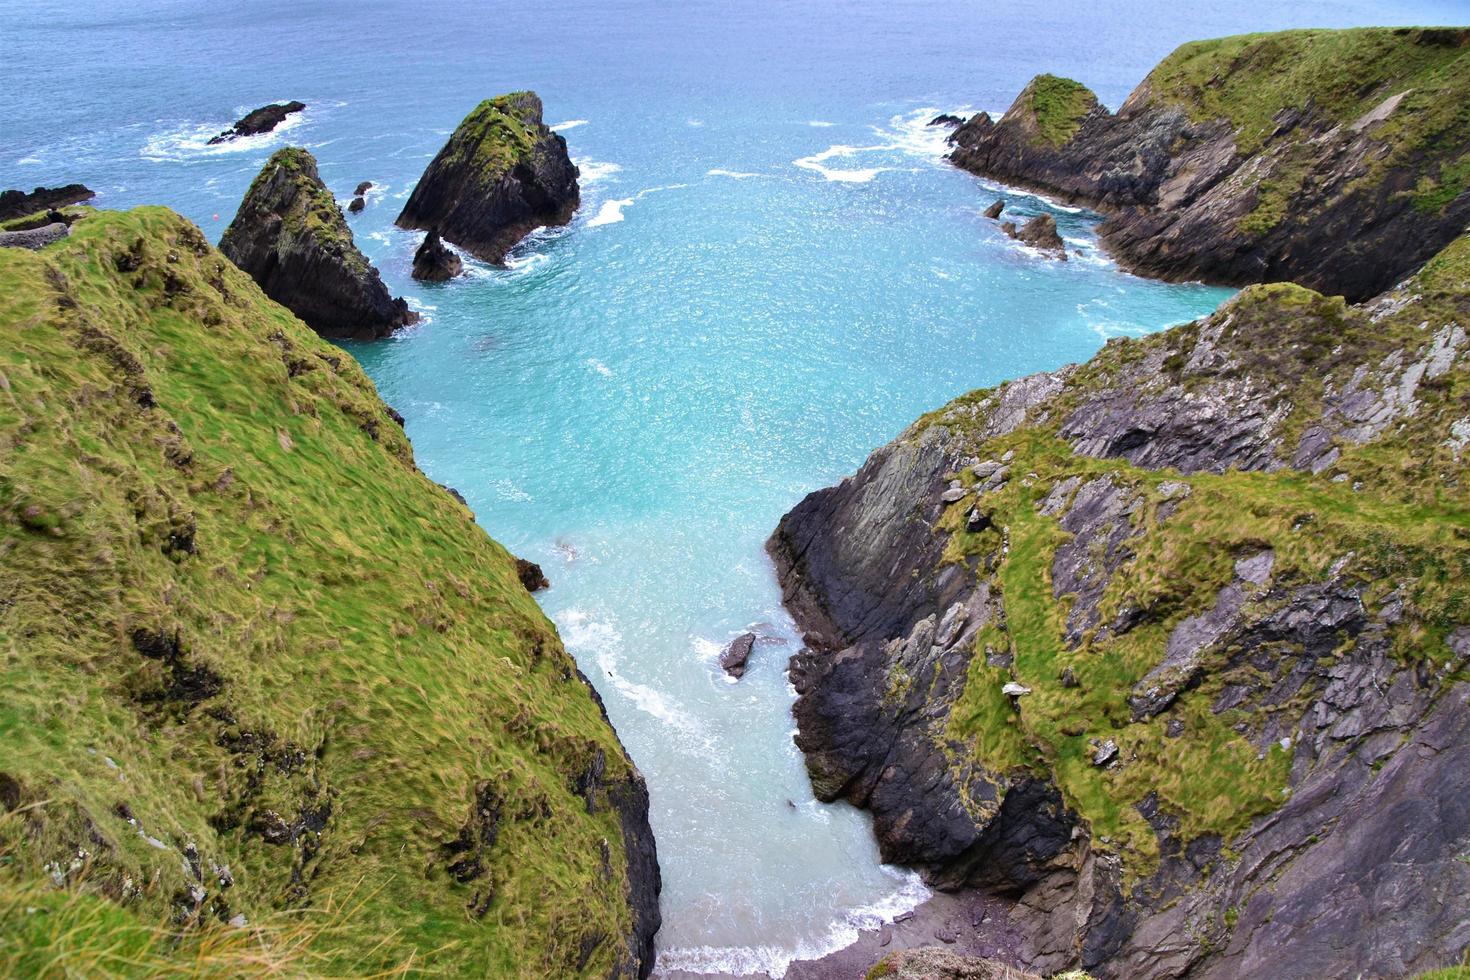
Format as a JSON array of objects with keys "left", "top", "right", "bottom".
[
  {"left": 949, "top": 27, "right": 1470, "bottom": 300},
  {"left": 220, "top": 147, "right": 417, "bottom": 340},
  {"left": 396, "top": 91, "right": 579, "bottom": 264},
  {"left": 0, "top": 207, "right": 659, "bottom": 976},
  {"left": 770, "top": 233, "right": 1470, "bottom": 977}
]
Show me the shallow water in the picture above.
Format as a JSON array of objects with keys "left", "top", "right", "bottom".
[{"left": 4, "top": 0, "right": 1462, "bottom": 972}]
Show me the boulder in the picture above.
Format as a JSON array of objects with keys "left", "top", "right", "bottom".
[
  {"left": 354, "top": 181, "right": 373, "bottom": 196},
  {"left": 219, "top": 147, "right": 417, "bottom": 340},
  {"left": 0, "top": 184, "right": 94, "bottom": 222},
  {"left": 721, "top": 633, "right": 756, "bottom": 679},
  {"left": 411, "top": 229, "right": 464, "bottom": 282},
  {"left": 347, "top": 196, "right": 365, "bottom": 214},
  {"left": 207, "top": 101, "right": 306, "bottom": 144},
  {"left": 515, "top": 558, "right": 549, "bottom": 592},
  {"left": 983, "top": 200, "right": 1004, "bottom": 220},
  {"left": 396, "top": 91, "right": 579, "bottom": 264},
  {"left": 1010, "top": 214, "right": 1067, "bottom": 259}
]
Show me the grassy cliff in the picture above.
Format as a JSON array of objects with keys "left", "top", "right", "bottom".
[{"left": 0, "top": 208, "right": 653, "bottom": 976}]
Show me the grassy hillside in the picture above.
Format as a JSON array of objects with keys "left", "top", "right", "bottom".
[
  {"left": 924, "top": 231, "right": 1470, "bottom": 877},
  {"left": 0, "top": 208, "right": 649, "bottom": 976}
]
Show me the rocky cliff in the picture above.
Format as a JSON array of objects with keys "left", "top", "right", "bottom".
[
  {"left": 220, "top": 147, "right": 417, "bottom": 340},
  {"left": 0, "top": 183, "right": 94, "bottom": 222},
  {"left": 0, "top": 207, "right": 659, "bottom": 976},
  {"left": 770, "top": 231, "right": 1470, "bottom": 978},
  {"left": 949, "top": 28, "right": 1470, "bottom": 300},
  {"left": 395, "top": 91, "right": 580, "bottom": 265}
]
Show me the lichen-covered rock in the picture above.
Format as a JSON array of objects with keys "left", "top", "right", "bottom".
[
  {"left": 412, "top": 229, "right": 464, "bottom": 282},
  {"left": 0, "top": 183, "right": 94, "bottom": 222},
  {"left": 949, "top": 28, "right": 1470, "bottom": 300},
  {"left": 396, "top": 91, "right": 579, "bottom": 265},
  {"left": 770, "top": 232, "right": 1470, "bottom": 977},
  {"left": 207, "top": 100, "right": 305, "bottom": 144},
  {"left": 220, "top": 147, "right": 417, "bottom": 339}
]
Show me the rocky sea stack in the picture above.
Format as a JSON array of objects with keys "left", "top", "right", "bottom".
[
  {"left": 0, "top": 183, "right": 94, "bottom": 222},
  {"left": 949, "top": 28, "right": 1470, "bottom": 299},
  {"left": 220, "top": 147, "right": 417, "bottom": 340},
  {"left": 771, "top": 221, "right": 1470, "bottom": 976},
  {"left": 396, "top": 91, "right": 580, "bottom": 264},
  {"left": 0, "top": 207, "right": 659, "bottom": 976},
  {"left": 208, "top": 100, "right": 306, "bottom": 144}
]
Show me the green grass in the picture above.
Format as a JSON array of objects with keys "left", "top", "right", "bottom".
[
  {"left": 437, "top": 92, "right": 542, "bottom": 182},
  {"left": 926, "top": 230, "right": 1470, "bottom": 883},
  {"left": 226, "top": 148, "right": 368, "bottom": 275},
  {"left": 1023, "top": 74, "right": 1098, "bottom": 147},
  {"left": 0, "top": 207, "right": 644, "bottom": 975}
]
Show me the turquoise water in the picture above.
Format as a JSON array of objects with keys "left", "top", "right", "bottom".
[{"left": 5, "top": 0, "right": 1463, "bottom": 972}]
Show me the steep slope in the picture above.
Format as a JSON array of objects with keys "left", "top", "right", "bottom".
[
  {"left": 770, "top": 234, "right": 1470, "bottom": 978},
  {"left": 395, "top": 92, "right": 580, "bottom": 265},
  {"left": 0, "top": 208, "right": 658, "bottom": 976},
  {"left": 949, "top": 27, "right": 1470, "bottom": 300},
  {"left": 220, "top": 148, "right": 417, "bottom": 340}
]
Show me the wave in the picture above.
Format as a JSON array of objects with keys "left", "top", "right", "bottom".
[
  {"left": 574, "top": 157, "right": 621, "bottom": 185},
  {"left": 587, "top": 198, "right": 632, "bottom": 227},
  {"left": 587, "top": 357, "right": 612, "bottom": 377},
  {"left": 17, "top": 155, "right": 41, "bottom": 165},
  {"left": 140, "top": 108, "right": 307, "bottom": 162},
  {"left": 551, "top": 119, "right": 588, "bottom": 131},
  {"left": 807, "top": 120, "right": 835, "bottom": 128},
  {"left": 707, "top": 168, "right": 762, "bottom": 179},
  {"left": 686, "top": 118, "right": 706, "bottom": 128},
  {"left": 793, "top": 144, "right": 896, "bottom": 183},
  {"left": 653, "top": 868, "right": 931, "bottom": 978},
  {"left": 556, "top": 608, "right": 708, "bottom": 744}
]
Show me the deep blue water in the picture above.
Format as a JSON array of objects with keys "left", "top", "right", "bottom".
[{"left": 5, "top": 0, "right": 1464, "bottom": 972}]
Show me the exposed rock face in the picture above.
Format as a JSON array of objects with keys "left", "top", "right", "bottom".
[
  {"left": 220, "top": 147, "right": 417, "bottom": 340},
  {"left": 0, "top": 183, "right": 94, "bottom": 221},
  {"left": 720, "top": 633, "right": 756, "bottom": 679},
  {"left": 770, "top": 233, "right": 1470, "bottom": 978},
  {"left": 207, "top": 100, "right": 306, "bottom": 144},
  {"left": 515, "top": 557, "right": 549, "bottom": 592},
  {"left": 1005, "top": 214, "right": 1066, "bottom": 258},
  {"left": 949, "top": 28, "right": 1470, "bottom": 300},
  {"left": 396, "top": 92, "right": 579, "bottom": 265},
  {"left": 412, "top": 229, "right": 464, "bottom": 282},
  {"left": 869, "top": 947, "right": 1040, "bottom": 979}
]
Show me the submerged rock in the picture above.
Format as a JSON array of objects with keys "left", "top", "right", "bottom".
[
  {"left": 721, "top": 633, "right": 756, "bottom": 679},
  {"left": 396, "top": 91, "right": 579, "bottom": 264},
  {"left": 207, "top": 100, "right": 305, "bottom": 144},
  {"left": 411, "top": 229, "right": 463, "bottom": 282},
  {"left": 0, "top": 183, "right": 94, "bottom": 222},
  {"left": 220, "top": 147, "right": 417, "bottom": 340}
]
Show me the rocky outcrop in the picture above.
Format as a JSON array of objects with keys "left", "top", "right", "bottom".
[
  {"left": 515, "top": 557, "right": 549, "bottom": 592},
  {"left": 207, "top": 100, "right": 305, "bottom": 144},
  {"left": 396, "top": 92, "right": 579, "bottom": 264},
  {"left": 220, "top": 147, "right": 417, "bottom": 340},
  {"left": 929, "top": 114, "right": 969, "bottom": 128},
  {"left": 1005, "top": 214, "right": 1066, "bottom": 258},
  {"left": 412, "top": 230, "right": 464, "bottom": 282},
  {"left": 720, "top": 633, "right": 756, "bottom": 679},
  {"left": 949, "top": 27, "right": 1470, "bottom": 300},
  {"left": 0, "top": 222, "right": 69, "bottom": 250},
  {"left": 0, "top": 183, "right": 94, "bottom": 221},
  {"left": 770, "top": 232, "right": 1470, "bottom": 977},
  {"left": 347, "top": 196, "right": 365, "bottom": 214}
]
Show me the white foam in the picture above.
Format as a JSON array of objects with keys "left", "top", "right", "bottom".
[
  {"left": 17, "top": 155, "right": 41, "bottom": 165},
  {"left": 875, "top": 105, "right": 974, "bottom": 160},
  {"left": 807, "top": 120, "right": 835, "bottom": 128},
  {"left": 587, "top": 357, "right": 613, "bottom": 377},
  {"left": 551, "top": 119, "right": 588, "bottom": 131},
  {"left": 587, "top": 198, "right": 632, "bottom": 227},
  {"left": 489, "top": 478, "right": 532, "bottom": 502},
  {"left": 140, "top": 108, "right": 306, "bottom": 162},
  {"left": 574, "top": 157, "right": 622, "bottom": 185},
  {"left": 653, "top": 869, "right": 930, "bottom": 978},
  {"left": 707, "top": 168, "right": 763, "bottom": 179},
  {"left": 686, "top": 118, "right": 706, "bottom": 128},
  {"left": 556, "top": 608, "right": 707, "bottom": 743},
  {"left": 793, "top": 144, "right": 894, "bottom": 183}
]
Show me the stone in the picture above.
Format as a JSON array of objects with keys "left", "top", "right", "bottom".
[
  {"left": 1001, "top": 682, "right": 1031, "bottom": 697},
  {"left": 354, "top": 181, "right": 373, "bottom": 196},
  {"left": 941, "top": 487, "right": 968, "bottom": 504},
  {"left": 219, "top": 148, "right": 417, "bottom": 340},
  {"left": 1014, "top": 214, "right": 1067, "bottom": 258},
  {"left": 347, "top": 196, "right": 365, "bottom": 213},
  {"left": 721, "top": 633, "right": 756, "bottom": 679},
  {"left": 928, "top": 113, "right": 967, "bottom": 127},
  {"left": 1091, "top": 739, "right": 1118, "bottom": 766},
  {"left": 983, "top": 200, "right": 1004, "bottom": 220},
  {"left": 396, "top": 91, "right": 579, "bottom": 265},
  {"left": 515, "top": 558, "right": 549, "bottom": 592},
  {"left": 411, "top": 229, "right": 464, "bottom": 282},
  {"left": 207, "top": 101, "right": 305, "bottom": 145}
]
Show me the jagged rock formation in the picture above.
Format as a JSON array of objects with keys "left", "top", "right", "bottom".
[
  {"left": 949, "top": 28, "right": 1470, "bottom": 300},
  {"left": 207, "top": 100, "right": 305, "bottom": 144},
  {"left": 770, "top": 232, "right": 1470, "bottom": 978},
  {"left": 929, "top": 113, "right": 969, "bottom": 128},
  {"left": 220, "top": 147, "right": 417, "bottom": 340},
  {"left": 1006, "top": 214, "right": 1066, "bottom": 258},
  {"left": 0, "top": 183, "right": 94, "bottom": 221},
  {"left": 396, "top": 92, "right": 580, "bottom": 264},
  {"left": 721, "top": 633, "right": 756, "bottom": 679},
  {"left": 0, "top": 207, "right": 659, "bottom": 976},
  {"left": 412, "top": 229, "right": 464, "bottom": 281}
]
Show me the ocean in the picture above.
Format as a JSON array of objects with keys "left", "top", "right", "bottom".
[{"left": 4, "top": 0, "right": 1462, "bottom": 972}]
